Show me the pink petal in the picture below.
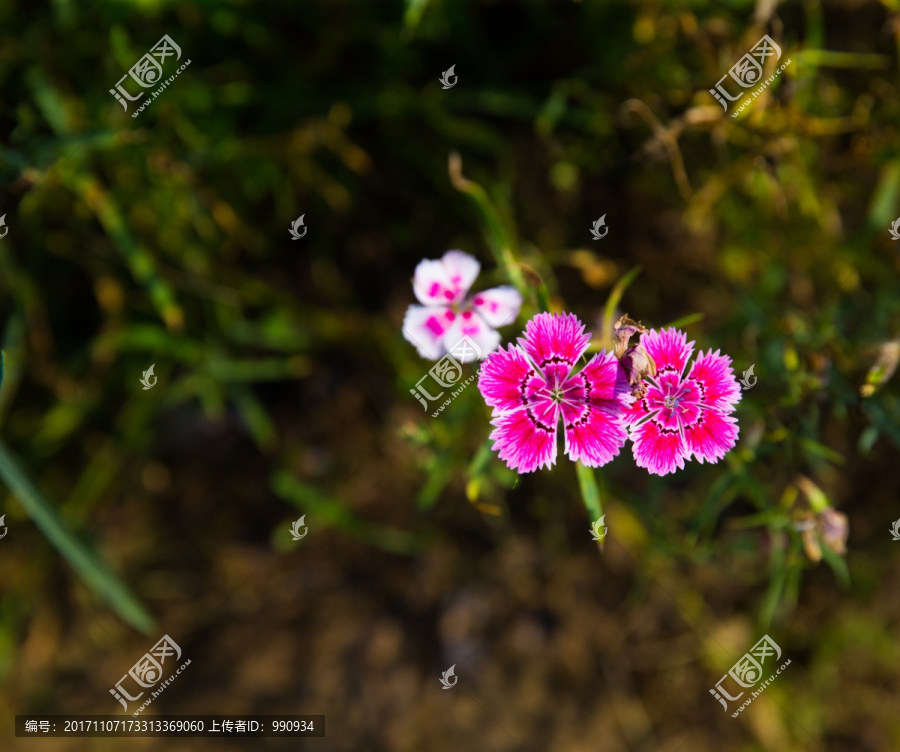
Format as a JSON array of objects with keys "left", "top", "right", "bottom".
[
  {"left": 402, "top": 304, "right": 456, "bottom": 360},
  {"left": 688, "top": 350, "right": 742, "bottom": 413},
  {"left": 444, "top": 310, "right": 500, "bottom": 363},
  {"left": 412, "top": 250, "right": 479, "bottom": 306},
  {"left": 562, "top": 402, "right": 628, "bottom": 467},
  {"left": 488, "top": 400, "right": 558, "bottom": 473},
  {"left": 579, "top": 351, "right": 632, "bottom": 403},
  {"left": 519, "top": 312, "right": 591, "bottom": 387},
  {"left": 623, "top": 379, "right": 666, "bottom": 425},
  {"left": 478, "top": 345, "right": 546, "bottom": 413},
  {"left": 641, "top": 328, "right": 695, "bottom": 376},
  {"left": 559, "top": 352, "right": 630, "bottom": 467},
  {"left": 471, "top": 286, "right": 523, "bottom": 328},
  {"left": 629, "top": 419, "right": 689, "bottom": 476},
  {"left": 685, "top": 409, "right": 739, "bottom": 464}
]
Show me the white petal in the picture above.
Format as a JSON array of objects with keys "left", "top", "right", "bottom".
[
  {"left": 412, "top": 259, "right": 457, "bottom": 306},
  {"left": 402, "top": 304, "right": 454, "bottom": 360},
  {"left": 471, "top": 286, "right": 522, "bottom": 328},
  {"left": 440, "top": 250, "right": 480, "bottom": 298},
  {"left": 444, "top": 312, "right": 501, "bottom": 363}
]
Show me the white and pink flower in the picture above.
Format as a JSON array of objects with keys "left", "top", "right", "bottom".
[
  {"left": 478, "top": 312, "right": 633, "bottom": 473},
  {"left": 624, "top": 328, "right": 742, "bottom": 476},
  {"left": 402, "top": 250, "right": 522, "bottom": 363}
]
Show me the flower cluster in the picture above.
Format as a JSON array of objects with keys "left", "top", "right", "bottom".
[
  {"left": 478, "top": 312, "right": 742, "bottom": 476},
  {"left": 400, "top": 251, "right": 742, "bottom": 477}
]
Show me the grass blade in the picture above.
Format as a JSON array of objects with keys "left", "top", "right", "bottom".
[{"left": 0, "top": 440, "right": 154, "bottom": 633}]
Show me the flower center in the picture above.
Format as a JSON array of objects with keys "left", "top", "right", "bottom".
[{"left": 551, "top": 386, "right": 565, "bottom": 403}]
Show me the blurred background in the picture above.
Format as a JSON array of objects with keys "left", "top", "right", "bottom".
[{"left": 1, "top": 0, "right": 900, "bottom": 750}]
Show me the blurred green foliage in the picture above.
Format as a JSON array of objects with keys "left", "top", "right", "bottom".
[{"left": 0, "top": 0, "right": 899, "bottom": 747}]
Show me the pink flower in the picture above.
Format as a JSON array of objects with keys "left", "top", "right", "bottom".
[
  {"left": 625, "top": 328, "right": 741, "bottom": 476},
  {"left": 478, "top": 312, "right": 632, "bottom": 473},
  {"left": 402, "top": 250, "right": 522, "bottom": 363}
]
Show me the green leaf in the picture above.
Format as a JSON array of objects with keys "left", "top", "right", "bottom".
[
  {"left": 820, "top": 543, "right": 851, "bottom": 588},
  {"left": 868, "top": 160, "right": 900, "bottom": 231},
  {"left": 0, "top": 440, "right": 154, "bottom": 633},
  {"left": 660, "top": 312, "right": 705, "bottom": 329}
]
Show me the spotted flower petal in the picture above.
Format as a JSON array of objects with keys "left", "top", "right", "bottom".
[
  {"left": 472, "top": 286, "right": 523, "bottom": 328},
  {"left": 444, "top": 311, "right": 500, "bottom": 364},
  {"left": 402, "top": 304, "right": 455, "bottom": 360},
  {"left": 412, "top": 250, "right": 480, "bottom": 306}
]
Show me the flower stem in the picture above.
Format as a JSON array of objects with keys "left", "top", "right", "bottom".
[
  {"left": 448, "top": 152, "right": 528, "bottom": 298},
  {"left": 575, "top": 461, "right": 603, "bottom": 524}
]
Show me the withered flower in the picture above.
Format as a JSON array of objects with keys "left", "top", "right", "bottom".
[
  {"left": 613, "top": 314, "right": 657, "bottom": 397},
  {"left": 795, "top": 508, "right": 848, "bottom": 563}
]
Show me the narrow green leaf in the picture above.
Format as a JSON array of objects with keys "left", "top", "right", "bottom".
[
  {"left": 868, "top": 160, "right": 900, "bottom": 231},
  {"left": 600, "top": 266, "right": 641, "bottom": 350},
  {"left": 820, "top": 544, "right": 851, "bottom": 588},
  {"left": 0, "top": 440, "right": 154, "bottom": 633},
  {"left": 660, "top": 312, "right": 705, "bottom": 329}
]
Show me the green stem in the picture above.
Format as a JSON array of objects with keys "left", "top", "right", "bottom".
[
  {"left": 448, "top": 152, "right": 528, "bottom": 297},
  {"left": 575, "top": 461, "right": 603, "bottom": 522}
]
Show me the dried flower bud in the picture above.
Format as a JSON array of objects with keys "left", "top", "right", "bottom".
[
  {"left": 794, "top": 511, "right": 821, "bottom": 562},
  {"left": 795, "top": 508, "right": 848, "bottom": 562},
  {"left": 614, "top": 314, "right": 657, "bottom": 397},
  {"left": 818, "top": 508, "right": 848, "bottom": 557},
  {"left": 613, "top": 314, "right": 647, "bottom": 358}
]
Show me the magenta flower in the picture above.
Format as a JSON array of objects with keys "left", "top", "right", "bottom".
[
  {"left": 624, "top": 328, "right": 741, "bottom": 476},
  {"left": 478, "top": 312, "right": 632, "bottom": 473},
  {"left": 402, "top": 250, "right": 523, "bottom": 363}
]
